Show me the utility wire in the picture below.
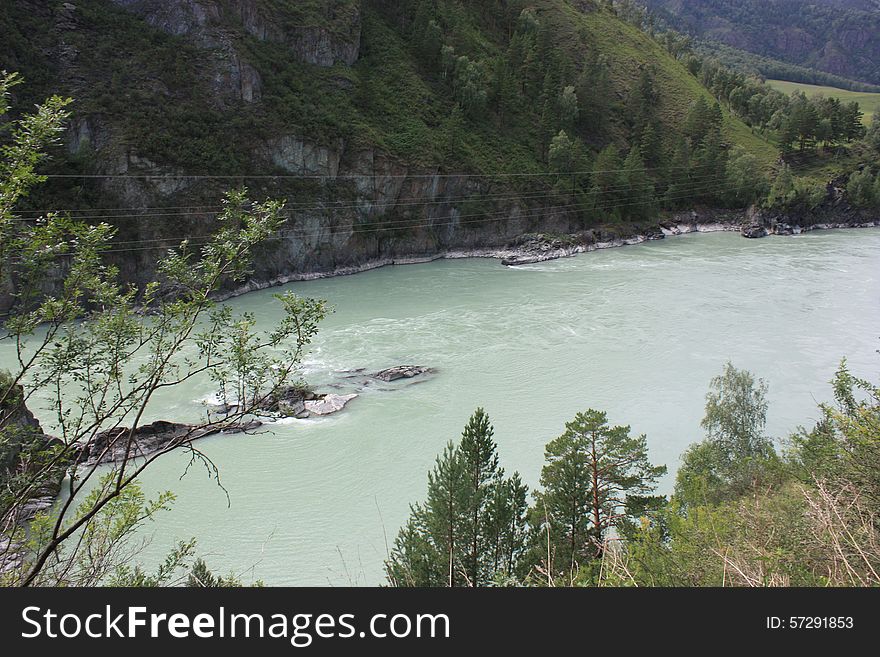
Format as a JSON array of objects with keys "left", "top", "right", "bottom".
[
  {"left": 36, "top": 161, "right": 721, "bottom": 181},
  {"left": 44, "top": 180, "right": 749, "bottom": 257},
  {"left": 8, "top": 174, "right": 739, "bottom": 251},
  {"left": 10, "top": 169, "right": 731, "bottom": 222}
]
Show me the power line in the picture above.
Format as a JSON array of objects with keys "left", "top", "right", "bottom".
[
  {"left": 16, "top": 162, "right": 724, "bottom": 215},
  {"left": 35, "top": 162, "right": 724, "bottom": 181},
  {"left": 10, "top": 169, "right": 731, "bottom": 222},
  {"left": 53, "top": 180, "right": 748, "bottom": 256},
  {"left": 94, "top": 173, "right": 737, "bottom": 247}
]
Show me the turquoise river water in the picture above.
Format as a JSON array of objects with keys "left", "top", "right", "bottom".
[{"left": 3, "top": 229, "right": 879, "bottom": 585}]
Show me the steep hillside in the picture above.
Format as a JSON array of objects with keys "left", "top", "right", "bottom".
[
  {"left": 640, "top": 0, "right": 880, "bottom": 86},
  {"left": 0, "top": 0, "right": 777, "bottom": 294}
]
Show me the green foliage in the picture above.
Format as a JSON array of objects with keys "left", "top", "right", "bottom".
[
  {"left": 9, "top": 475, "right": 183, "bottom": 586},
  {"left": 0, "top": 77, "right": 327, "bottom": 586},
  {"left": 846, "top": 168, "right": 879, "bottom": 208},
  {"left": 675, "top": 363, "right": 778, "bottom": 507},
  {"left": 766, "top": 163, "right": 796, "bottom": 208},
  {"left": 590, "top": 144, "right": 625, "bottom": 218},
  {"left": 385, "top": 408, "right": 528, "bottom": 587},
  {"left": 529, "top": 409, "right": 665, "bottom": 582},
  {"left": 866, "top": 120, "right": 880, "bottom": 153},
  {"left": 725, "top": 147, "right": 768, "bottom": 206},
  {"left": 2, "top": 0, "right": 785, "bottom": 221},
  {"left": 185, "top": 557, "right": 263, "bottom": 587},
  {"left": 621, "top": 145, "right": 654, "bottom": 220},
  {"left": 547, "top": 130, "right": 585, "bottom": 193},
  {"left": 798, "top": 359, "right": 880, "bottom": 510},
  {"left": 620, "top": 357, "right": 880, "bottom": 588}
]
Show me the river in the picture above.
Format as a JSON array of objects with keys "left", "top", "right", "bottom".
[{"left": 6, "top": 229, "right": 880, "bottom": 585}]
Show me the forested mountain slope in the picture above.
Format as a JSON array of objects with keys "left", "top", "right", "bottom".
[
  {"left": 1, "top": 0, "right": 781, "bottom": 292},
  {"left": 639, "top": 0, "right": 880, "bottom": 86}
]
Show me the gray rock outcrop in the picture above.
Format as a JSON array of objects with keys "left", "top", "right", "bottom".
[
  {"left": 304, "top": 393, "right": 357, "bottom": 416},
  {"left": 373, "top": 366, "right": 435, "bottom": 382}
]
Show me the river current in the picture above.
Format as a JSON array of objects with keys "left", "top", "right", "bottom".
[{"left": 5, "top": 229, "right": 880, "bottom": 585}]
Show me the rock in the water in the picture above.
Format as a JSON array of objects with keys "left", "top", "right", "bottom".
[
  {"left": 304, "top": 393, "right": 358, "bottom": 416},
  {"left": 373, "top": 365, "right": 434, "bottom": 382},
  {"left": 741, "top": 223, "right": 768, "bottom": 238},
  {"left": 278, "top": 398, "right": 306, "bottom": 417},
  {"left": 75, "top": 419, "right": 262, "bottom": 466},
  {"left": 254, "top": 385, "right": 317, "bottom": 416}
]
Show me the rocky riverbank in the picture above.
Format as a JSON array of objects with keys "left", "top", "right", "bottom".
[{"left": 214, "top": 206, "right": 877, "bottom": 299}]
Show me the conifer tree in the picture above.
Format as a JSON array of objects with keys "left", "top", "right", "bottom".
[
  {"left": 622, "top": 144, "right": 654, "bottom": 220},
  {"left": 529, "top": 410, "right": 665, "bottom": 578},
  {"left": 663, "top": 137, "right": 692, "bottom": 209},
  {"left": 590, "top": 144, "right": 625, "bottom": 216},
  {"left": 684, "top": 96, "right": 712, "bottom": 147},
  {"left": 385, "top": 409, "right": 529, "bottom": 587}
]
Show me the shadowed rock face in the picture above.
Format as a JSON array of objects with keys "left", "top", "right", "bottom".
[
  {"left": 0, "top": 385, "right": 65, "bottom": 522},
  {"left": 110, "top": 0, "right": 362, "bottom": 67}
]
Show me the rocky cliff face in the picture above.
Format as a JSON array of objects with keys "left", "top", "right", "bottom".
[
  {"left": 111, "top": 0, "right": 361, "bottom": 67},
  {"left": 101, "top": 136, "right": 581, "bottom": 295},
  {"left": 10, "top": 0, "right": 581, "bottom": 297}
]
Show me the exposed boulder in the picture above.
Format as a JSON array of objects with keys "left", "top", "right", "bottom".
[
  {"left": 373, "top": 366, "right": 435, "bottom": 382},
  {"left": 255, "top": 385, "right": 318, "bottom": 418},
  {"left": 74, "top": 419, "right": 262, "bottom": 467},
  {"left": 741, "top": 223, "right": 768, "bottom": 238},
  {"left": 304, "top": 393, "right": 357, "bottom": 416}
]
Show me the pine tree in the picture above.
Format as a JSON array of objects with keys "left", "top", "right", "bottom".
[
  {"left": 485, "top": 472, "right": 529, "bottom": 578},
  {"left": 385, "top": 409, "right": 529, "bottom": 587},
  {"left": 530, "top": 410, "right": 666, "bottom": 578},
  {"left": 663, "top": 137, "right": 692, "bottom": 209},
  {"left": 530, "top": 422, "right": 594, "bottom": 577},
  {"left": 590, "top": 144, "right": 625, "bottom": 216},
  {"left": 639, "top": 122, "right": 663, "bottom": 169},
  {"left": 558, "top": 85, "right": 579, "bottom": 131},
  {"left": 690, "top": 109, "right": 727, "bottom": 204},
  {"left": 442, "top": 105, "right": 466, "bottom": 163},
  {"left": 459, "top": 407, "right": 501, "bottom": 586},
  {"left": 622, "top": 144, "right": 654, "bottom": 220},
  {"left": 575, "top": 52, "right": 611, "bottom": 135},
  {"left": 423, "top": 442, "right": 467, "bottom": 586},
  {"left": 841, "top": 101, "right": 865, "bottom": 142},
  {"left": 629, "top": 67, "right": 659, "bottom": 137},
  {"left": 548, "top": 130, "right": 584, "bottom": 192},
  {"left": 684, "top": 96, "right": 711, "bottom": 147}
]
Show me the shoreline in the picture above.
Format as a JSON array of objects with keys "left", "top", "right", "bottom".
[{"left": 216, "top": 218, "right": 879, "bottom": 302}]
